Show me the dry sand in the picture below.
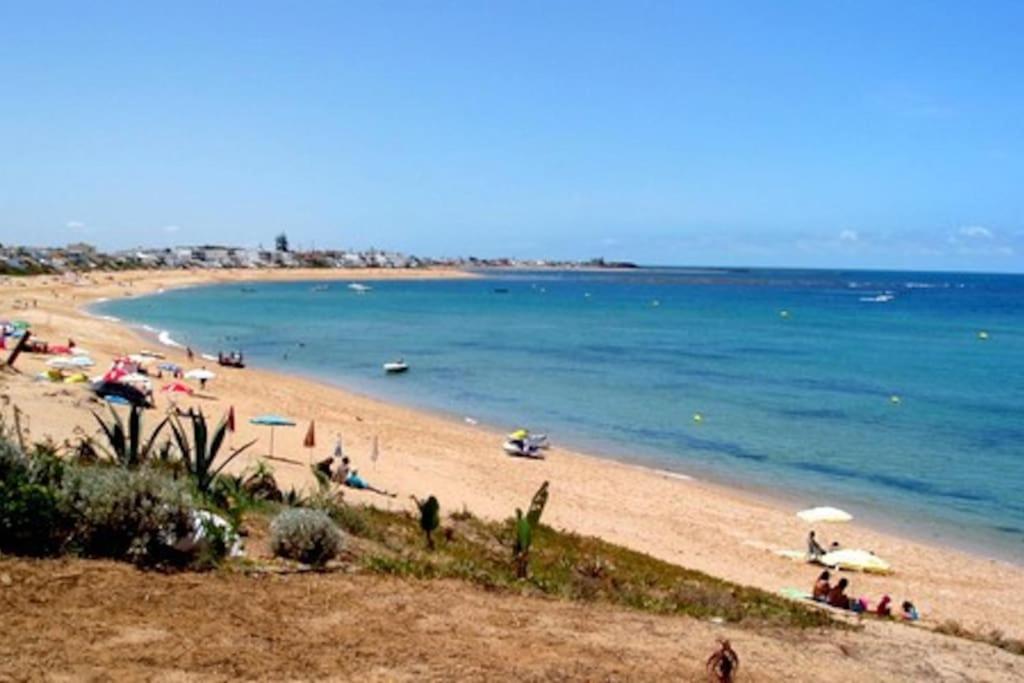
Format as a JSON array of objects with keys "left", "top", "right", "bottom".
[{"left": 2, "top": 268, "right": 1022, "bottom": 673}]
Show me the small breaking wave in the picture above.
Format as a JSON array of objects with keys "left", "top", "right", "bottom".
[{"left": 157, "top": 330, "right": 184, "bottom": 348}]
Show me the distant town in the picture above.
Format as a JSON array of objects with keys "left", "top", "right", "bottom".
[{"left": 0, "top": 235, "right": 636, "bottom": 275}]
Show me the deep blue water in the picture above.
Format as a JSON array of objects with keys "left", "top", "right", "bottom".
[{"left": 96, "top": 268, "right": 1024, "bottom": 560}]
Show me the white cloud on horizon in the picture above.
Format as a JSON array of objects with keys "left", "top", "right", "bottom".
[
  {"left": 958, "top": 225, "right": 993, "bottom": 239},
  {"left": 838, "top": 229, "right": 859, "bottom": 243},
  {"left": 66, "top": 220, "right": 85, "bottom": 230},
  {"left": 163, "top": 225, "right": 181, "bottom": 233}
]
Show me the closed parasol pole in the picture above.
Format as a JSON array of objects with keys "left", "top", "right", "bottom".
[{"left": 304, "top": 420, "right": 316, "bottom": 464}]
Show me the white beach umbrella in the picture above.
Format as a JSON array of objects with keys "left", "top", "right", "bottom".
[
  {"left": 820, "top": 548, "right": 892, "bottom": 574},
  {"left": 185, "top": 369, "right": 216, "bottom": 381},
  {"left": 797, "top": 506, "right": 853, "bottom": 524}
]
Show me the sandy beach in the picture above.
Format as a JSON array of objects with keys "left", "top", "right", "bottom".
[{"left": 2, "top": 268, "right": 1022, "bottom": 651}]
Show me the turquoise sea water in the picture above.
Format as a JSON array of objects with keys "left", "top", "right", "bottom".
[{"left": 96, "top": 268, "right": 1024, "bottom": 561}]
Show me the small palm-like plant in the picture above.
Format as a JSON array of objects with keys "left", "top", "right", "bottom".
[
  {"left": 169, "top": 409, "right": 256, "bottom": 494},
  {"left": 411, "top": 495, "right": 440, "bottom": 550},
  {"left": 513, "top": 480, "right": 549, "bottom": 579},
  {"left": 91, "top": 405, "right": 169, "bottom": 468}
]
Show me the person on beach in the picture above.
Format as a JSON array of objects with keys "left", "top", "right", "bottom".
[
  {"left": 876, "top": 595, "right": 892, "bottom": 618},
  {"left": 827, "top": 578, "right": 851, "bottom": 609},
  {"left": 332, "top": 456, "right": 351, "bottom": 484},
  {"left": 344, "top": 469, "right": 396, "bottom": 497},
  {"left": 812, "top": 570, "right": 831, "bottom": 602},
  {"left": 901, "top": 600, "right": 920, "bottom": 621},
  {"left": 199, "top": 366, "right": 208, "bottom": 390},
  {"left": 808, "top": 530, "right": 826, "bottom": 560},
  {"left": 186, "top": 346, "right": 194, "bottom": 361}
]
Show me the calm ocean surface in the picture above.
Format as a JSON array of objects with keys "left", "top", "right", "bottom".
[{"left": 96, "top": 268, "right": 1024, "bottom": 561}]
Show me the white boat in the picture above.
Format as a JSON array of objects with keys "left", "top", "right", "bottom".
[
  {"left": 859, "top": 293, "right": 895, "bottom": 303},
  {"left": 348, "top": 283, "right": 373, "bottom": 293},
  {"left": 383, "top": 360, "right": 409, "bottom": 374},
  {"left": 503, "top": 440, "right": 545, "bottom": 459}
]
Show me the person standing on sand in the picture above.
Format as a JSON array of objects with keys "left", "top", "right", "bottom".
[
  {"left": 199, "top": 366, "right": 208, "bottom": 391},
  {"left": 186, "top": 346, "right": 194, "bottom": 361}
]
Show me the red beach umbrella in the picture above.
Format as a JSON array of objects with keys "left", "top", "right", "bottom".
[{"left": 160, "top": 381, "right": 193, "bottom": 395}]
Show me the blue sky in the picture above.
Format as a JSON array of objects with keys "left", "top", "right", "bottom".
[{"left": 1, "top": 1, "right": 1022, "bottom": 271}]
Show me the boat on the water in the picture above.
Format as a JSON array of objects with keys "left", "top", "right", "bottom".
[
  {"left": 348, "top": 283, "right": 372, "bottom": 293},
  {"left": 503, "top": 439, "right": 545, "bottom": 459},
  {"left": 860, "top": 293, "right": 895, "bottom": 303},
  {"left": 383, "top": 360, "right": 408, "bottom": 374},
  {"left": 218, "top": 351, "right": 245, "bottom": 368}
]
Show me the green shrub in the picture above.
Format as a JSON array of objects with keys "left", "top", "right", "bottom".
[
  {"left": 60, "top": 466, "right": 197, "bottom": 567},
  {"left": 270, "top": 508, "right": 343, "bottom": 567},
  {"left": 0, "top": 439, "right": 67, "bottom": 556}
]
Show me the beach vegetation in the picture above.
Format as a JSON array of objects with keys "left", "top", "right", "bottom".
[
  {"left": 513, "top": 480, "right": 548, "bottom": 579},
  {"left": 0, "top": 431, "right": 226, "bottom": 568},
  {"left": 412, "top": 495, "right": 440, "bottom": 550},
  {"left": 935, "top": 620, "right": 1024, "bottom": 656},
  {"left": 270, "top": 508, "right": 343, "bottom": 567},
  {"left": 168, "top": 409, "right": 257, "bottom": 495},
  {"left": 90, "top": 404, "right": 171, "bottom": 467}
]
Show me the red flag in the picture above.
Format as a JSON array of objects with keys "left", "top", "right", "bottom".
[
  {"left": 303, "top": 420, "right": 316, "bottom": 448},
  {"left": 227, "top": 406, "right": 236, "bottom": 432}
]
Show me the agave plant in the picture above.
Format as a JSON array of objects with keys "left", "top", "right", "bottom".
[
  {"left": 513, "top": 480, "right": 549, "bottom": 579},
  {"left": 411, "top": 495, "right": 440, "bottom": 550},
  {"left": 169, "top": 409, "right": 256, "bottom": 494},
  {"left": 91, "top": 404, "right": 170, "bottom": 467}
]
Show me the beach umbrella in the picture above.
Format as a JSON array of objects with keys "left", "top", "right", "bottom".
[
  {"left": 303, "top": 421, "right": 316, "bottom": 463},
  {"left": 161, "top": 381, "right": 193, "bottom": 395},
  {"left": 185, "top": 368, "right": 216, "bottom": 381},
  {"left": 797, "top": 506, "right": 853, "bottom": 524},
  {"left": 820, "top": 548, "right": 892, "bottom": 575},
  {"left": 249, "top": 414, "right": 296, "bottom": 456}
]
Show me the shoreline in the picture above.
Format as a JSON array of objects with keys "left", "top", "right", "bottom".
[
  {"left": 3, "top": 268, "right": 1023, "bottom": 642},
  {"left": 94, "top": 282, "right": 1023, "bottom": 568}
]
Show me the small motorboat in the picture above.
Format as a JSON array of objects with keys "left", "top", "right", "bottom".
[
  {"left": 383, "top": 360, "right": 409, "bottom": 374},
  {"left": 348, "top": 283, "right": 373, "bottom": 293},
  {"left": 859, "top": 293, "right": 895, "bottom": 303},
  {"left": 503, "top": 439, "right": 545, "bottom": 459}
]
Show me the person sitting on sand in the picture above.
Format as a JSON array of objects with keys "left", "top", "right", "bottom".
[
  {"left": 812, "top": 570, "right": 831, "bottom": 602},
  {"left": 827, "top": 578, "right": 851, "bottom": 610},
  {"left": 876, "top": 595, "right": 892, "bottom": 618},
  {"left": 344, "top": 469, "right": 396, "bottom": 497},
  {"left": 332, "top": 456, "right": 351, "bottom": 485},
  {"left": 901, "top": 600, "right": 919, "bottom": 621},
  {"left": 808, "top": 530, "right": 826, "bottom": 560}
]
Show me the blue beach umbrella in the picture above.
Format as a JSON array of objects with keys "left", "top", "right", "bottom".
[{"left": 249, "top": 414, "right": 297, "bottom": 456}]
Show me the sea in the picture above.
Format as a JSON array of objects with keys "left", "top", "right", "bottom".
[{"left": 94, "top": 268, "right": 1024, "bottom": 562}]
